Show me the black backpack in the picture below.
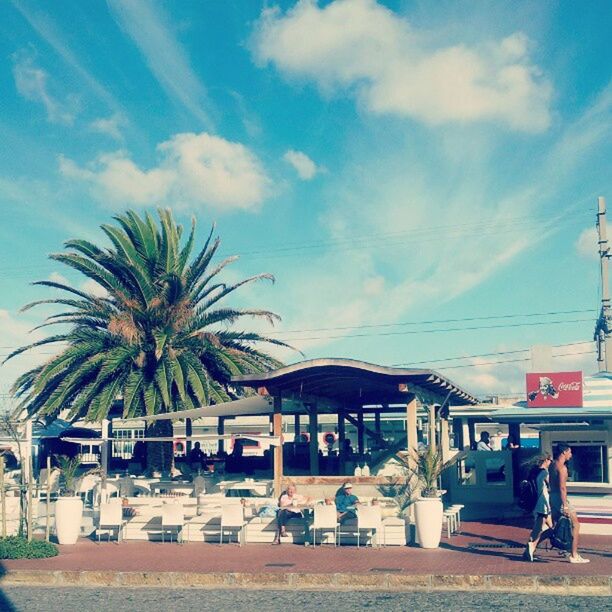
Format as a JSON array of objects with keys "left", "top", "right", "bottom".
[
  {"left": 518, "top": 478, "right": 538, "bottom": 512},
  {"left": 550, "top": 516, "right": 573, "bottom": 551}
]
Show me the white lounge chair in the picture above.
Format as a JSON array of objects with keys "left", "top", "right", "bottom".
[
  {"left": 161, "top": 502, "right": 184, "bottom": 543},
  {"left": 312, "top": 504, "right": 338, "bottom": 547},
  {"left": 98, "top": 500, "right": 125, "bottom": 542},
  {"left": 37, "top": 468, "right": 60, "bottom": 500},
  {"left": 357, "top": 505, "right": 382, "bottom": 548},
  {"left": 93, "top": 481, "right": 119, "bottom": 505},
  {"left": 76, "top": 474, "right": 98, "bottom": 507},
  {"left": 220, "top": 504, "right": 245, "bottom": 545}
]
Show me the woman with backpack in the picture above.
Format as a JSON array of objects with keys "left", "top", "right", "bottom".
[{"left": 522, "top": 453, "right": 553, "bottom": 562}]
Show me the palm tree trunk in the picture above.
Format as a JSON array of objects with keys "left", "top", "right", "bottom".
[{"left": 145, "top": 420, "right": 174, "bottom": 475}]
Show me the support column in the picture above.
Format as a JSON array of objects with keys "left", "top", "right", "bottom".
[
  {"left": 427, "top": 405, "right": 437, "bottom": 452},
  {"left": 217, "top": 417, "right": 225, "bottom": 455},
  {"left": 273, "top": 395, "right": 283, "bottom": 498},
  {"left": 338, "top": 410, "right": 346, "bottom": 475},
  {"left": 357, "top": 409, "right": 365, "bottom": 458},
  {"left": 308, "top": 403, "right": 319, "bottom": 476},
  {"left": 509, "top": 423, "right": 521, "bottom": 448},
  {"left": 294, "top": 414, "right": 300, "bottom": 437},
  {"left": 406, "top": 398, "right": 418, "bottom": 452},
  {"left": 185, "top": 418, "right": 192, "bottom": 454},
  {"left": 101, "top": 418, "right": 111, "bottom": 476},
  {"left": 374, "top": 411, "right": 381, "bottom": 437},
  {"left": 440, "top": 418, "right": 450, "bottom": 462},
  {"left": 468, "top": 419, "right": 476, "bottom": 451}
]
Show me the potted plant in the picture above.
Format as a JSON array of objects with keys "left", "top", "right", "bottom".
[
  {"left": 405, "top": 446, "right": 445, "bottom": 549},
  {"left": 54, "top": 455, "right": 83, "bottom": 545}
]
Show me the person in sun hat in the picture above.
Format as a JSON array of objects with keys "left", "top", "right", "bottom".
[{"left": 335, "top": 482, "right": 359, "bottom": 523}]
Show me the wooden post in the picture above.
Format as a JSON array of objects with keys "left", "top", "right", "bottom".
[
  {"left": 273, "top": 395, "right": 283, "bottom": 498},
  {"left": 308, "top": 403, "right": 319, "bottom": 476},
  {"left": 100, "top": 418, "right": 110, "bottom": 480},
  {"left": 440, "top": 418, "right": 450, "bottom": 462},
  {"left": 45, "top": 456, "right": 51, "bottom": 542},
  {"left": 0, "top": 455, "right": 6, "bottom": 538},
  {"left": 406, "top": 398, "right": 417, "bottom": 452},
  {"left": 427, "top": 405, "right": 437, "bottom": 452},
  {"left": 27, "top": 458, "right": 33, "bottom": 542},
  {"left": 185, "top": 418, "right": 193, "bottom": 454},
  {"left": 509, "top": 423, "right": 521, "bottom": 448},
  {"left": 294, "top": 414, "right": 300, "bottom": 437},
  {"left": 338, "top": 410, "right": 346, "bottom": 475},
  {"left": 374, "top": 411, "right": 381, "bottom": 436},
  {"left": 357, "top": 409, "right": 365, "bottom": 458},
  {"left": 468, "top": 419, "right": 476, "bottom": 450},
  {"left": 217, "top": 417, "right": 225, "bottom": 455}
]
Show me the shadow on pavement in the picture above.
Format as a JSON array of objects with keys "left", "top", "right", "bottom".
[{"left": 0, "top": 563, "right": 18, "bottom": 611}]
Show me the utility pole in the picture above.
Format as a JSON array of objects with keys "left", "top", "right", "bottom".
[{"left": 594, "top": 196, "right": 611, "bottom": 371}]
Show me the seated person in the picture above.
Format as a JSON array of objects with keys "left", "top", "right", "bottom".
[
  {"left": 273, "top": 484, "right": 311, "bottom": 545},
  {"left": 188, "top": 441, "right": 205, "bottom": 466},
  {"left": 335, "top": 482, "right": 359, "bottom": 523}
]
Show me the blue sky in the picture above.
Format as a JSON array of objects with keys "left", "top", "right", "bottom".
[{"left": 0, "top": 0, "right": 610, "bottom": 399}]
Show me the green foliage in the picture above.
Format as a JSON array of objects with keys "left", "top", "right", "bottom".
[
  {"left": 397, "top": 446, "right": 445, "bottom": 498},
  {"left": 5, "top": 209, "right": 289, "bottom": 425},
  {"left": 55, "top": 455, "right": 81, "bottom": 495},
  {"left": 0, "top": 537, "right": 58, "bottom": 559},
  {"left": 378, "top": 470, "right": 413, "bottom": 515}
]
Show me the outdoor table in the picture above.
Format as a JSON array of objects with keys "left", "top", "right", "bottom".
[
  {"left": 218, "top": 479, "right": 271, "bottom": 497},
  {"left": 150, "top": 481, "right": 194, "bottom": 496}
]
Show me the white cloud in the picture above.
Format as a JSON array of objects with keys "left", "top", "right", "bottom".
[
  {"left": 11, "top": 49, "right": 76, "bottom": 125},
  {"left": 80, "top": 279, "right": 108, "bottom": 298},
  {"left": 107, "top": 0, "right": 214, "bottom": 128},
  {"left": 89, "top": 114, "right": 125, "bottom": 141},
  {"left": 251, "top": 0, "right": 552, "bottom": 132},
  {"left": 576, "top": 226, "right": 602, "bottom": 259},
  {"left": 59, "top": 132, "right": 271, "bottom": 211},
  {"left": 48, "top": 272, "right": 70, "bottom": 286},
  {"left": 283, "top": 149, "right": 319, "bottom": 180},
  {"left": 0, "top": 310, "right": 50, "bottom": 395}
]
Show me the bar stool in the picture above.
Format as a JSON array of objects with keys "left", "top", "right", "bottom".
[
  {"left": 450, "top": 504, "right": 464, "bottom": 533},
  {"left": 443, "top": 507, "right": 459, "bottom": 538}
]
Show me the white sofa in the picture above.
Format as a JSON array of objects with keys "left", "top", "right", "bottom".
[{"left": 107, "top": 495, "right": 408, "bottom": 545}]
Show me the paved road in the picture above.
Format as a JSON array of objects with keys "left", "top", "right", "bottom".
[{"left": 0, "top": 587, "right": 609, "bottom": 611}]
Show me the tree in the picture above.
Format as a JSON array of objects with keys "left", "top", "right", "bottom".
[{"left": 5, "top": 209, "right": 288, "bottom": 471}]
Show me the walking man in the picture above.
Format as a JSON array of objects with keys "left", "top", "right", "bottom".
[{"left": 549, "top": 443, "right": 590, "bottom": 563}]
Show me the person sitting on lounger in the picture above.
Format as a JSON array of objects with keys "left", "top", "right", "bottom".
[
  {"left": 273, "top": 484, "right": 311, "bottom": 545},
  {"left": 335, "top": 482, "right": 359, "bottom": 523}
]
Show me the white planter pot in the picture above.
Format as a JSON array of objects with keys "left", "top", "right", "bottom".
[
  {"left": 414, "top": 496, "right": 443, "bottom": 549},
  {"left": 55, "top": 496, "right": 83, "bottom": 545}
]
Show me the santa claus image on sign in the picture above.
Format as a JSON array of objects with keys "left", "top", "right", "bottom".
[{"left": 528, "top": 376, "right": 559, "bottom": 402}]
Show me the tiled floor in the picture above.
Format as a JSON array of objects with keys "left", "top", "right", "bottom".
[{"left": 3, "top": 519, "right": 610, "bottom": 577}]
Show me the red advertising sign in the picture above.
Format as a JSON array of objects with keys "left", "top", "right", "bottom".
[{"left": 526, "top": 371, "right": 583, "bottom": 407}]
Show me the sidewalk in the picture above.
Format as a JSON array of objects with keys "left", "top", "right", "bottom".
[{"left": 1, "top": 520, "right": 610, "bottom": 594}]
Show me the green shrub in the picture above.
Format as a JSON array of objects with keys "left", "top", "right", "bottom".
[{"left": 0, "top": 537, "right": 58, "bottom": 559}]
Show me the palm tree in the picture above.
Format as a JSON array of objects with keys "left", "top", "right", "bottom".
[{"left": 5, "top": 209, "right": 288, "bottom": 471}]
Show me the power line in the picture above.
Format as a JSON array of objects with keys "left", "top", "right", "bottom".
[
  {"left": 0, "top": 208, "right": 593, "bottom": 272},
  {"left": 390, "top": 340, "right": 593, "bottom": 367},
  {"left": 434, "top": 349, "right": 595, "bottom": 370},
  {"left": 280, "top": 317, "right": 594, "bottom": 343},
  {"left": 266, "top": 308, "right": 596, "bottom": 336}
]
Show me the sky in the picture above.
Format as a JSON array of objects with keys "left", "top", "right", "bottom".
[{"left": 0, "top": 0, "right": 611, "bottom": 402}]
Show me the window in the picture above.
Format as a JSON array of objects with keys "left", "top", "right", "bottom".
[{"left": 568, "top": 445, "right": 609, "bottom": 484}]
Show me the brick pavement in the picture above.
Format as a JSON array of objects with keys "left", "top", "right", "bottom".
[{"left": 2, "top": 520, "right": 610, "bottom": 577}]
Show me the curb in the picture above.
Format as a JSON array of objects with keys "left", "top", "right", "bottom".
[{"left": 0, "top": 571, "right": 610, "bottom": 595}]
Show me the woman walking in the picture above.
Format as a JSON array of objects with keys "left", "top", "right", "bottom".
[{"left": 523, "top": 453, "right": 553, "bottom": 562}]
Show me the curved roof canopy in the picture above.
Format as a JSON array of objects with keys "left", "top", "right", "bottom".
[{"left": 232, "top": 358, "right": 478, "bottom": 406}]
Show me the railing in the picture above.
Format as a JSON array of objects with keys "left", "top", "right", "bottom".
[{"left": 441, "top": 450, "right": 515, "bottom": 508}]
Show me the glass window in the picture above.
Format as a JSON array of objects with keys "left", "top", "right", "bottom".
[{"left": 568, "top": 445, "right": 608, "bottom": 483}]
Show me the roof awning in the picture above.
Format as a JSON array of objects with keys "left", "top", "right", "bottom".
[
  {"left": 232, "top": 358, "right": 478, "bottom": 406},
  {"left": 491, "top": 406, "right": 612, "bottom": 423}
]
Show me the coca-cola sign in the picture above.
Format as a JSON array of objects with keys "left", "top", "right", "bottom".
[{"left": 526, "top": 371, "right": 583, "bottom": 407}]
